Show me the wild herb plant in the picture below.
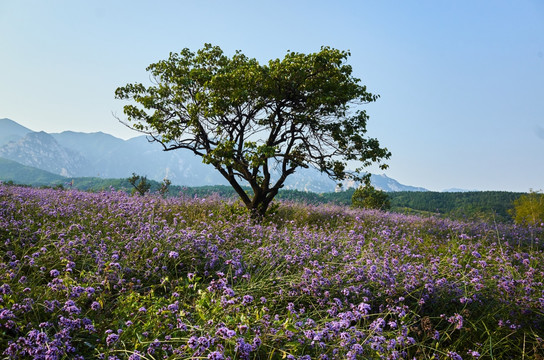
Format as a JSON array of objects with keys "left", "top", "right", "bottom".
[{"left": 1, "top": 184, "right": 543, "bottom": 359}]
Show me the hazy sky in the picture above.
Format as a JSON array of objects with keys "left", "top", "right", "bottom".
[{"left": 1, "top": 1, "right": 543, "bottom": 192}]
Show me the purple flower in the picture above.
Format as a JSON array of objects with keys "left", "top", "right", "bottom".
[
  {"left": 208, "top": 351, "right": 224, "bottom": 360},
  {"left": 0, "top": 284, "right": 11, "bottom": 294},
  {"left": 63, "top": 300, "right": 81, "bottom": 314},
  {"left": 198, "top": 336, "right": 210, "bottom": 349},
  {"left": 0, "top": 309, "right": 15, "bottom": 319},
  {"left": 447, "top": 351, "right": 463, "bottom": 360},
  {"left": 369, "top": 317, "right": 386, "bottom": 332},
  {"left": 188, "top": 336, "right": 198, "bottom": 349},
  {"left": 286, "top": 302, "right": 296, "bottom": 313},
  {"left": 167, "top": 302, "right": 179, "bottom": 312},
  {"left": 106, "top": 333, "right": 120, "bottom": 347},
  {"left": 357, "top": 302, "right": 371, "bottom": 314},
  {"left": 128, "top": 351, "right": 143, "bottom": 360},
  {"left": 448, "top": 313, "right": 464, "bottom": 330},
  {"left": 169, "top": 251, "right": 179, "bottom": 259},
  {"left": 50, "top": 269, "right": 60, "bottom": 277},
  {"left": 235, "top": 337, "right": 253, "bottom": 358},
  {"left": 216, "top": 326, "right": 236, "bottom": 339},
  {"left": 252, "top": 336, "right": 262, "bottom": 348}
]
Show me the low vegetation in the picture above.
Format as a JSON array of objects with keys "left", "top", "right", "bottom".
[
  {"left": 351, "top": 185, "right": 391, "bottom": 211},
  {"left": 1, "top": 184, "right": 543, "bottom": 359}
]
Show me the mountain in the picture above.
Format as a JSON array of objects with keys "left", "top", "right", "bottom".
[
  {"left": 0, "top": 118, "right": 427, "bottom": 192},
  {"left": 281, "top": 170, "right": 428, "bottom": 193},
  {"left": 0, "top": 118, "right": 33, "bottom": 146},
  {"left": 442, "top": 188, "right": 475, "bottom": 193},
  {"left": 371, "top": 174, "right": 427, "bottom": 192},
  {"left": 0, "top": 131, "right": 96, "bottom": 177},
  {"left": 51, "top": 132, "right": 226, "bottom": 185}
]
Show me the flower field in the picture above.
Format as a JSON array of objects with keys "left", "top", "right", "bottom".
[{"left": 1, "top": 184, "right": 543, "bottom": 359}]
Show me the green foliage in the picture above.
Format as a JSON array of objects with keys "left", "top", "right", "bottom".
[
  {"left": 115, "top": 44, "right": 390, "bottom": 216},
  {"left": 388, "top": 191, "right": 524, "bottom": 222},
  {"left": 127, "top": 173, "right": 151, "bottom": 196},
  {"left": 352, "top": 184, "right": 391, "bottom": 210},
  {"left": 511, "top": 190, "right": 544, "bottom": 225}
]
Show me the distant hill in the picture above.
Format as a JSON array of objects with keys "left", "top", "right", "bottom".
[
  {"left": 388, "top": 191, "right": 523, "bottom": 222},
  {"left": 0, "top": 118, "right": 426, "bottom": 192},
  {"left": 442, "top": 188, "right": 476, "bottom": 193},
  {"left": 0, "top": 157, "right": 65, "bottom": 186}
]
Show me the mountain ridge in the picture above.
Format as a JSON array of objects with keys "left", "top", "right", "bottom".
[
  {"left": 0, "top": 118, "right": 34, "bottom": 146},
  {"left": 0, "top": 118, "right": 427, "bottom": 192}
]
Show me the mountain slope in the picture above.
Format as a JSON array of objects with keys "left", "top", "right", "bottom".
[
  {"left": 0, "top": 157, "right": 66, "bottom": 185},
  {"left": 0, "top": 131, "right": 96, "bottom": 177},
  {"left": 371, "top": 174, "right": 427, "bottom": 192},
  {"left": 52, "top": 132, "right": 226, "bottom": 184},
  {"left": 0, "top": 118, "right": 34, "bottom": 146}
]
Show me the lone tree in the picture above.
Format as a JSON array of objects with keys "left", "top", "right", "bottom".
[
  {"left": 115, "top": 44, "right": 391, "bottom": 216},
  {"left": 127, "top": 173, "right": 151, "bottom": 196}
]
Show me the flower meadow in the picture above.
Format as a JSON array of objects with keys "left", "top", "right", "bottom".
[{"left": 1, "top": 184, "right": 543, "bottom": 359}]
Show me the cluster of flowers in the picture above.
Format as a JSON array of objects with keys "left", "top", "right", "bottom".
[{"left": 0, "top": 184, "right": 543, "bottom": 359}]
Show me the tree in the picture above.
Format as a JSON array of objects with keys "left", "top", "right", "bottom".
[
  {"left": 510, "top": 190, "right": 544, "bottom": 226},
  {"left": 352, "top": 184, "right": 391, "bottom": 210},
  {"left": 128, "top": 173, "right": 151, "bottom": 196},
  {"left": 158, "top": 178, "right": 171, "bottom": 198},
  {"left": 115, "top": 44, "right": 391, "bottom": 216}
]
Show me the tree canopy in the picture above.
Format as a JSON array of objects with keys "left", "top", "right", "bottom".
[
  {"left": 352, "top": 184, "right": 391, "bottom": 210},
  {"left": 511, "top": 190, "right": 544, "bottom": 226},
  {"left": 115, "top": 44, "right": 390, "bottom": 216}
]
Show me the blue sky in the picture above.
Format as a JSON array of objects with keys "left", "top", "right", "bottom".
[{"left": 1, "top": 0, "right": 543, "bottom": 192}]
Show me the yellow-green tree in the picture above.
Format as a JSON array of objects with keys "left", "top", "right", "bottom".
[
  {"left": 352, "top": 184, "right": 391, "bottom": 210},
  {"left": 511, "top": 190, "right": 544, "bottom": 225}
]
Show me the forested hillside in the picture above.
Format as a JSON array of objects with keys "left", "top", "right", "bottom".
[
  {"left": 177, "top": 187, "right": 524, "bottom": 222},
  {"left": 389, "top": 191, "right": 523, "bottom": 222}
]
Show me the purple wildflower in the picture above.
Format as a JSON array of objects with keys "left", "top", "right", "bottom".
[{"left": 106, "top": 333, "right": 120, "bottom": 347}]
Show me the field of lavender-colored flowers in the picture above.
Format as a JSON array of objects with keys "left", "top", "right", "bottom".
[{"left": 1, "top": 184, "right": 543, "bottom": 359}]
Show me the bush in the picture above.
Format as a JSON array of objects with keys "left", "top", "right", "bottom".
[
  {"left": 352, "top": 184, "right": 391, "bottom": 210},
  {"left": 511, "top": 190, "right": 544, "bottom": 226}
]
